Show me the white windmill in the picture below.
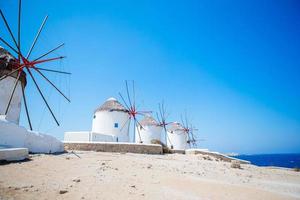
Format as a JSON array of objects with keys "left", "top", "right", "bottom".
[
  {"left": 92, "top": 97, "right": 130, "bottom": 142},
  {"left": 135, "top": 115, "right": 162, "bottom": 144},
  {"left": 0, "top": 0, "right": 70, "bottom": 153}
]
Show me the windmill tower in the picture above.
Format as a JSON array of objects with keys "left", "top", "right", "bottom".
[
  {"left": 118, "top": 80, "right": 151, "bottom": 143},
  {"left": 92, "top": 97, "right": 130, "bottom": 142},
  {"left": 166, "top": 122, "right": 188, "bottom": 150},
  {"left": 0, "top": 0, "right": 70, "bottom": 130},
  {"left": 0, "top": 47, "right": 26, "bottom": 124},
  {"left": 135, "top": 115, "right": 162, "bottom": 144}
]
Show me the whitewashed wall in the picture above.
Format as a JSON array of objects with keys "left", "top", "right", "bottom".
[
  {"left": 91, "top": 132, "right": 117, "bottom": 142},
  {"left": 135, "top": 125, "right": 162, "bottom": 144},
  {"left": 92, "top": 111, "right": 130, "bottom": 142},
  {"left": 0, "top": 77, "right": 23, "bottom": 124},
  {"left": 0, "top": 117, "right": 64, "bottom": 153},
  {"left": 64, "top": 131, "right": 91, "bottom": 142}
]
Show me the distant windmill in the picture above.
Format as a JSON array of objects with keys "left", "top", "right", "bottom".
[
  {"left": 118, "top": 80, "right": 151, "bottom": 143},
  {"left": 181, "top": 113, "right": 198, "bottom": 148},
  {"left": 156, "top": 102, "right": 174, "bottom": 149},
  {"left": 0, "top": 0, "right": 70, "bottom": 130}
]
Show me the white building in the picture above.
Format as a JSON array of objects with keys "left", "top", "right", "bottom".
[
  {"left": 92, "top": 97, "right": 130, "bottom": 142},
  {"left": 135, "top": 115, "right": 162, "bottom": 144},
  {"left": 0, "top": 47, "right": 26, "bottom": 125},
  {"left": 64, "top": 97, "right": 130, "bottom": 142},
  {"left": 166, "top": 122, "right": 188, "bottom": 150}
]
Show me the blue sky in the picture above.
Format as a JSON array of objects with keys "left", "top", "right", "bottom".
[{"left": 1, "top": 0, "right": 300, "bottom": 154}]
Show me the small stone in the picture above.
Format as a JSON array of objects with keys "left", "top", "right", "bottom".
[
  {"left": 59, "top": 190, "right": 68, "bottom": 194},
  {"left": 73, "top": 178, "right": 81, "bottom": 183},
  {"left": 130, "top": 185, "right": 136, "bottom": 188},
  {"left": 147, "top": 164, "right": 152, "bottom": 169}
]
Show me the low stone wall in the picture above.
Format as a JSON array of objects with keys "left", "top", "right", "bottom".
[
  {"left": 64, "top": 142, "right": 163, "bottom": 154},
  {"left": 185, "top": 149, "right": 250, "bottom": 164},
  {"left": 169, "top": 149, "right": 185, "bottom": 154}
]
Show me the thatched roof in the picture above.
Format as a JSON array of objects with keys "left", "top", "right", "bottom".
[
  {"left": 167, "top": 122, "right": 184, "bottom": 132},
  {"left": 0, "top": 46, "right": 16, "bottom": 70},
  {"left": 0, "top": 46, "right": 27, "bottom": 86},
  {"left": 139, "top": 115, "right": 158, "bottom": 126},
  {"left": 94, "top": 97, "right": 128, "bottom": 113}
]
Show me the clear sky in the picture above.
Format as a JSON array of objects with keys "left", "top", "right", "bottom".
[{"left": 1, "top": 0, "right": 300, "bottom": 154}]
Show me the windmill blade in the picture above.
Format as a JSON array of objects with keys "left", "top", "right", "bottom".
[
  {"left": 0, "top": 37, "right": 20, "bottom": 56},
  {"left": 0, "top": 10, "right": 19, "bottom": 51},
  {"left": 185, "top": 111, "right": 189, "bottom": 130},
  {"left": 132, "top": 80, "right": 135, "bottom": 108},
  {"left": 134, "top": 118, "right": 144, "bottom": 130},
  {"left": 137, "top": 111, "right": 152, "bottom": 115},
  {"left": 18, "top": 0, "right": 22, "bottom": 62},
  {"left": 120, "top": 117, "right": 130, "bottom": 132},
  {"left": 161, "top": 101, "right": 166, "bottom": 119},
  {"left": 4, "top": 71, "right": 21, "bottom": 115},
  {"left": 186, "top": 130, "right": 192, "bottom": 148},
  {"left": 189, "top": 126, "right": 197, "bottom": 147},
  {"left": 26, "top": 15, "right": 48, "bottom": 59},
  {"left": 118, "top": 92, "right": 130, "bottom": 110},
  {"left": 133, "top": 119, "right": 136, "bottom": 142},
  {"left": 164, "top": 125, "right": 173, "bottom": 148},
  {"left": 33, "top": 43, "right": 65, "bottom": 62},
  {"left": 33, "top": 67, "right": 71, "bottom": 102},
  {"left": 21, "top": 83, "right": 33, "bottom": 130},
  {"left": 155, "top": 112, "right": 161, "bottom": 124},
  {"left": 0, "top": 66, "right": 23, "bottom": 82},
  {"left": 134, "top": 118, "right": 143, "bottom": 143},
  {"left": 158, "top": 103, "right": 164, "bottom": 122},
  {"left": 31, "top": 56, "right": 66, "bottom": 65},
  {"left": 180, "top": 115, "right": 186, "bottom": 129},
  {"left": 26, "top": 67, "right": 60, "bottom": 126},
  {"left": 34, "top": 67, "right": 71, "bottom": 75},
  {"left": 125, "top": 80, "right": 133, "bottom": 108}
]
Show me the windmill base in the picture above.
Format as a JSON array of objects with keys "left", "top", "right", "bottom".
[{"left": 0, "top": 116, "right": 64, "bottom": 153}]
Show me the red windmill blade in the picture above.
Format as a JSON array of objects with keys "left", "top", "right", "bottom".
[
  {"left": 156, "top": 101, "right": 174, "bottom": 148},
  {"left": 0, "top": 0, "right": 71, "bottom": 130},
  {"left": 118, "top": 80, "right": 152, "bottom": 143}
]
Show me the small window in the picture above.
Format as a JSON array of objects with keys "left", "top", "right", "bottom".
[
  {"left": 114, "top": 123, "right": 119, "bottom": 128},
  {"left": 93, "top": 115, "right": 96, "bottom": 119}
]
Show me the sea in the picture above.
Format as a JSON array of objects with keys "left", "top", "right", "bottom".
[{"left": 234, "top": 154, "right": 300, "bottom": 169}]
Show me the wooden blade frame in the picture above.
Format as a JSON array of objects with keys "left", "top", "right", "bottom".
[{"left": 0, "top": 1, "right": 70, "bottom": 129}]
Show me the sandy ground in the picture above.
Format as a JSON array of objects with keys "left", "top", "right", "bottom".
[{"left": 0, "top": 151, "right": 300, "bottom": 200}]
